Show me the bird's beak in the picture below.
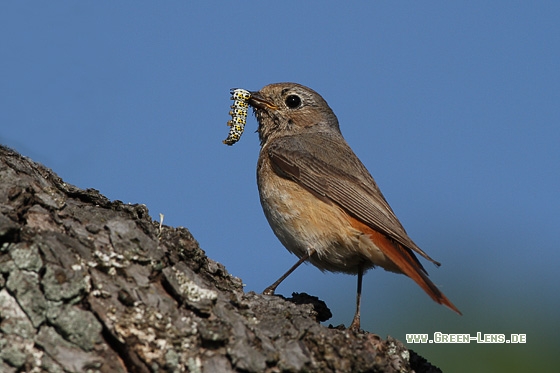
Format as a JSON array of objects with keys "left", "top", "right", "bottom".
[{"left": 249, "top": 92, "right": 278, "bottom": 110}]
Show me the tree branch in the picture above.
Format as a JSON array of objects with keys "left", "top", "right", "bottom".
[{"left": 0, "top": 145, "right": 441, "bottom": 372}]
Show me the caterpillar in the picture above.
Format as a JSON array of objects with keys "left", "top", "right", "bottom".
[{"left": 223, "top": 88, "right": 251, "bottom": 145}]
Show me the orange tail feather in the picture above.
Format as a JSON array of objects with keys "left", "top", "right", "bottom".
[{"left": 354, "top": 220, "right": 462, "bottom": 315}]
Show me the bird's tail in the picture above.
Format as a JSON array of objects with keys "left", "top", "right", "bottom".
[{"left": 359, "top": 223, "right": 462, "bottom": 315}]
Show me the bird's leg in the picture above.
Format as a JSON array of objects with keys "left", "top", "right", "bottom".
[
  {"left": 349, "top": 265, "right": 363, "bottom": 331},
  {"left": 263, "top": 249, "right": 317, "bottom": 295}
]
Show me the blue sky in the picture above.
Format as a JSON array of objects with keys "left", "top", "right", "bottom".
[{"left": 2, "top": 2, "right": 559, "bottom": 371}]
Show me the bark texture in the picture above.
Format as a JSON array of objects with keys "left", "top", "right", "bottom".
[{"left": 0, "top": 145, "right": 442, "bottom": 373}]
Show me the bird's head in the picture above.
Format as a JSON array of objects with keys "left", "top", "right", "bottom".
[{"left": 249, "top": 83, "right": 341, "bottom": 145}]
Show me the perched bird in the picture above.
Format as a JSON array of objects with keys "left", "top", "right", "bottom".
[{"left": 247, "top": 82, "right": 461, "bottom": 330}]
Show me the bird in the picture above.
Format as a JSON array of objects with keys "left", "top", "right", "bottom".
[{"left": 246, "top": 82, "right": 461, "bottom": 330}]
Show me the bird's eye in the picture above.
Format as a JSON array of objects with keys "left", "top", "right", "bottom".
[{"left": 285, "top": 95, "right": 302, "bottom": 109}]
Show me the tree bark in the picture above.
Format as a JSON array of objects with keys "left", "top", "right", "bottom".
[{"left": 0, "top": 145, "right": 442, "bottom": 372}]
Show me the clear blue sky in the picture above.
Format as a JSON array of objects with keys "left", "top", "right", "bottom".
[{"left": 2, "top": 2, "right": 558, "bottom": 371}]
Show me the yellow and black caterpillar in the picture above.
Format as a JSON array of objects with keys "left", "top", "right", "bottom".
[{"left": 223, "top": 88, "right": 251, "bottom": 146}]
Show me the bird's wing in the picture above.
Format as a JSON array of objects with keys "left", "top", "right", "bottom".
[{"left": 265, "top": 132, "right": 440, "bottom": 267}]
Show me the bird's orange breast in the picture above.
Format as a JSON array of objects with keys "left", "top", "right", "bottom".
[{"left": 257, "top": 152, "right": 399, "bottom": 274}]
